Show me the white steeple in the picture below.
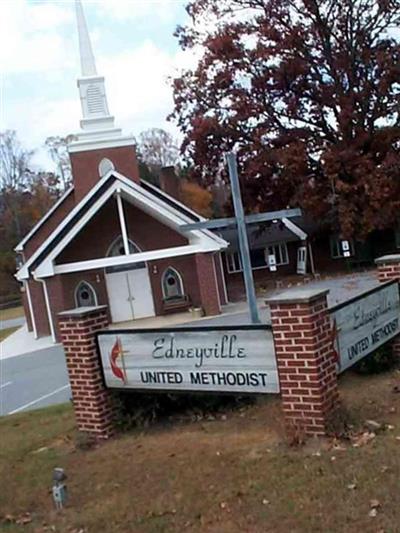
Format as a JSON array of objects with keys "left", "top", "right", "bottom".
[
  {"left": 76, "top": 0, "right": 97, "bottom": 77},
  {"left": 69, "top": 0, "right": 134, "bottom": 153}
]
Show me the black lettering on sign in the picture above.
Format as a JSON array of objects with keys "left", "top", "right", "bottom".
[
  {"left": 188, "top": 371, "right": 270, "bottom": 389},
  {"left": 347, "top": 337, "right": 369, "bottom": 360},
  {"left": 371, "top": 318, "right": 399, "bottom": 345},
  {"left": 151, "top": 334, "right": 248, "bottom": 368},
  {"left": 140, "top": 371, "right": 183, "bottom": 384}
]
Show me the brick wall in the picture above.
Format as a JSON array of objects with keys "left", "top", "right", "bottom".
[
  {"left": 268, "top": 288, "right": 339, "bottom": 436},
  {"left": 214, "top": 252, "right": 228, "bottom": 306},
  {"left": 27, "top": 279, "right": 51, "bottom": 338},
  {"left": 223, "top": 242, "right": 298, "bottom": 301},
  {"left": 376, "top": 254, "right": 400, "bottom": 359},
  {"left": 21, "top": 284, "right": 33, "bottom": 333},
  {"left": 195, "top": 253, "right": 221, "bottom": 316},
  {"left": 58, "top": 306, "right": 115, "bottom": 439},
  {"left": 70, "top": 145, "right": 140, "bottom": 202},
  {"left": 56, "top": 197, "right": 188, "bottom": 264},
  {"left": 375, "top": 255, "right": 400, "bottom": 283}
]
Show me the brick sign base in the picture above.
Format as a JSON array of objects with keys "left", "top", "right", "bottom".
[
  {"left": 58, "top": 256, "right": 399, "bottom": 441},
  {"left": 376, "top": 254, "right": 400, "bottom": 359},
  {"left": 58, "top": 306, "right": 115, "bottom": 439},
  {"left": 267, "top": 288, "right": 339, "bottom": 436}
]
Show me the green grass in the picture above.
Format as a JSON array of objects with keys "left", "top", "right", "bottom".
[
  {"left": 0, "top": 306, "right": 24, "bottom": 322},
  {"left": 0, "top": 326, "right": 19, "bottom": 342},
  {"left": 1, "top": 371, "right": 400, "bottom": 532}
]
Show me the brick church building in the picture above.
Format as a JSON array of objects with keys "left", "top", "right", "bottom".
[
  {"left": 16, "top": 2, "right": 400, "bottom": 343},
  {"left": 15, "top": 1, "right": 229, "bottom": 342}
]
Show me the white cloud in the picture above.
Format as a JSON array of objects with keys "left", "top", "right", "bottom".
[
  {"left": 1, "top": 0, "right": 198, "bottom": 163},
  {"left": 0, "top": 0, "right": 75, "bottom": 74},
  {"left": 96, "top": 0, "right": 184, "bottom": 23},
  {"left": 97, "top": 38, "right": 197, "bottom": 139}
]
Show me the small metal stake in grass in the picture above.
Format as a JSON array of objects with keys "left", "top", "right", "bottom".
[{"left": 52, "top": 468, "right": 67, "bottom": 510}]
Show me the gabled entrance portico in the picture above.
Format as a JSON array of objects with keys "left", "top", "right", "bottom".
[{"left": 16, "top": 171, "right": 229, "bottom": 341}]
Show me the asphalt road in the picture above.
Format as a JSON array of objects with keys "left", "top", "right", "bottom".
[{"left": 0, "top": 345, "right": 70, "bottom": 416}]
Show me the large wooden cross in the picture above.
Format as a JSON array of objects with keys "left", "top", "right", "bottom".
[{"left": 182, "top": 153, "right": 302, "bottom": 324}]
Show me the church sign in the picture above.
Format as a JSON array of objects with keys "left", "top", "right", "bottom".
[
  {"left": 330, "top": 281, "right": 400, "bottom": 373},
  {"left": 97, "top": 325, "right": 279, "bottom": 394}
]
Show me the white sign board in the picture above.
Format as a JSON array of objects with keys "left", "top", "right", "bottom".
[
  {"left": 341, "top": 240, "right": 351, "bottom": 258},
  {"left": 97, "top": 327, "right": 279, "bottom": 394},
  {"left": 268, "top": 254, "right": 277, "bottom": 272},
  {"left": 331, "top": 282, "right": 400, "bottom": 373}
]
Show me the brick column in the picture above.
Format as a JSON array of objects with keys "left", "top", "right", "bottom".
[
  {"left": 195, "top": 253, "right": 221, "bottom": 316},
  {"left": 375, "top": 254, "right": 400, "bottom": 358},
  {"left": 267, "top": 288, "right": 339, "bottom": 436},
  {"left": 58, "top": 306, "right": 116, "bottom": 440}
]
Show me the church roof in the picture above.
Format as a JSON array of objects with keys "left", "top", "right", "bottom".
[{"left": 16, "top": 171, "right": 228, "bottom": 281}]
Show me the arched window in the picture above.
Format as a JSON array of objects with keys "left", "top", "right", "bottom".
[
  {"left": 107, "top": 236, "right": 141, "bottom": 257},
  {"left": 106, "top": 236, "right": 145, "bottom": 272},
  {"left": 98, "top": 158, "right": 115, "bottom": 178},
  {"left": 162, "top": 267, "right": 184, "bottom": 300},
  {"left": 75, "top": 281, "right": 97, "bottom": 308}
]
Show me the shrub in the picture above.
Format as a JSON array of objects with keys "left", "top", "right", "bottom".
[
  {"left": 112, "top": 391, "right": 255, "bottom": 431},
  {"left": 353, "top": 344, "right": 397, "bottom": 375}
]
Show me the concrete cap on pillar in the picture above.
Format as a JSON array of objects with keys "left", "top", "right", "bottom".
[
  {"left": 266, "top": 287, "right": 329, "bottom": 305},
  {"left": 58, "top": 305, "right": 108, "bottom": 318},
  {"left": 375, "top": 254, "right": 400, "bottom": 264}
]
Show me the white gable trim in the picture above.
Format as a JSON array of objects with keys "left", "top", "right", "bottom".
[
  {"left": 112, "top": 171, "right": 226, "bottom": 247},
  {"left": 282, "top": 218, "right": 308, "bottom": 241},
  {"left": 15, "top": 186, "right": 74, "bottom": 252},
  {"left": 17, "top": 171, "right": 227, "bottom": 281},
  {"left": 51, "top": 244, "right": 220, "bottom": 277},
  {"left": 16, "top": 170, "right": 119, "bottom": 279}
]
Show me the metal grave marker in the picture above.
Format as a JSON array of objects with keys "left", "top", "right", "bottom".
[{"left": 97, "top": 326, "right": 279, "bottom": 394}]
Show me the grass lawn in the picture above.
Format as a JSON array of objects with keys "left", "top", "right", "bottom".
[
  {"left": 1, "top": 370, "right": 400, "bottom": 532},
  {"left": 0, "top": 326, "right": 19, "bottom": 342},
  {"left": 0, "top": 306, "right": 24, "bottom": 322}
]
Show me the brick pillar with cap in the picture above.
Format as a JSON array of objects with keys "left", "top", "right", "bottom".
[
  {"left": 267, "top": 288, "right": 339, "bottom": 436},
  {"left": 58, "top": 305, "right": 116, "bottom": 440},
  {"left": 375, "top": 254, "right": 400, "bottom": 359}
]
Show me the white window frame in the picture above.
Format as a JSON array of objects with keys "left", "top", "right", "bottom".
[
  {"left": 74, "top": 280, "right": 98, "bottom": 308},
  {"left": 265, "top": 243, "right": 289, "bottom": 266},
  {"left": 106, "top": 235, "right": 142, "bottom": 257},
  {"left": 161, "top": 267, "right": 185, "bottom": 300},
  {"left": 225, "top": 242, "right": 289, "bottom": 274},
  {"left": 225, "top": 252, "right": 242, "bottom": 273},
  {"left": 330, "top": 237, "right": 355, "bottom": 259}
]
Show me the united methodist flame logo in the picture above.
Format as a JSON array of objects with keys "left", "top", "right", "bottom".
[
  {"left": 109, "top": 337, "right": 127, "bottom": 384},
  {"left": 330, "top": 319, "right": 341, "bottom": 372}
]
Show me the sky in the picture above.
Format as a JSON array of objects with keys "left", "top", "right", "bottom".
[{"left": 0, "top": 0, "right": 195, "bottom": 169}]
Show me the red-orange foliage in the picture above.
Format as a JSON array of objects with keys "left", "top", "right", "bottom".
[
  {"left": 171, "top": 0, "right": 400, "bottom": 238},
  {"left": 180, "top": 181, "right": 213, "bottom": 217}
]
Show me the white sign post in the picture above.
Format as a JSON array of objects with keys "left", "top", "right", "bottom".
[
  {"left": 97, "top": 327, "right": 279, "bottom": 394},
  {"left": 331, "top": 282, "right": 400, "bottom": 372}
]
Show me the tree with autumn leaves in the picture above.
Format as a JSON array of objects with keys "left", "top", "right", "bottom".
[{"left": 171, "top": 0, "right": 400, "bottom": 239}]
